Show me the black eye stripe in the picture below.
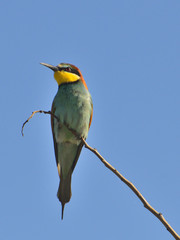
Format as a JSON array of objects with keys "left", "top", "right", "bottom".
[
  {"left": 58, "top": 66, "right": 80, "bottom": 76},
  {"left": 70, "top": 69, "right": 80, "bottom": 76}
]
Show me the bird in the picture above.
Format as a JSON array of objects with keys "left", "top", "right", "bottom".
[{"left": 40, "top": 62, "right": 93, "bottom": 219}]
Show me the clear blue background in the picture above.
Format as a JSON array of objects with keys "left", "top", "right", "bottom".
[{"left": 1, "top": 0, "right": 180, "bottom": 239}]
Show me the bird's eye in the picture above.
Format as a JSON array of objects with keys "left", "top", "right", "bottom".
[{"left": 65, "top": 67, "right": 71, "bottom": 72}]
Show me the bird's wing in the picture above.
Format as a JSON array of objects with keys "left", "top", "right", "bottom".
[
  {"left": 89, "top": 102, "right": 93, "bottom": 129},
  {"left": 71, "top": 140, "right": 84, "bottom": 172},
  {"left": 71, "top": 101, "right": 93, "bottom": 172},
  {"left": 72, "top": 100, "right": 93, "bottom": 172},
  {"left": 51, "top": 103, "right": 60, "bottom": 175}
]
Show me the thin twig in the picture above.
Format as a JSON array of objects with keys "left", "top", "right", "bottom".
[
  {"left": 21, "top": 110, "right": 180, "bottom": 240},
  {"left": 21, "top": 110, "right": 59, "bottom": 136}
]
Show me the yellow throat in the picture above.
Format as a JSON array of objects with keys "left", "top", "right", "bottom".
[{"left": 54, "top": 70, "right": 80, "bottom": 86}]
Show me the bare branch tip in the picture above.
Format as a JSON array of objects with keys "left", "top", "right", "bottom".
[
  {"left": 21, "top": 129, "right": 24, "bottom": 137},
  {"left": 21, "top": 121, "right": 27, "bottom": 136}
]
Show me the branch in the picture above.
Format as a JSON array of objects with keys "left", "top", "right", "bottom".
[
  {"left": 21, "top": 110, "right": 59, "bottom": 136},
  {"left": 22, "top": 110, "right": 180, "bottom": 240}
]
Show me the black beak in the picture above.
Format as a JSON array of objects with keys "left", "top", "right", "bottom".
[{"left": 40, "top": 62, "right": 59, "bottom": 72}]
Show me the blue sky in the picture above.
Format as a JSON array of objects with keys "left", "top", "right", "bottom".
[{"left": 1, "top": 0, "right": 180, "bottom": 239}]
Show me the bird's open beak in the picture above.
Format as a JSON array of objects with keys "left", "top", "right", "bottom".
[{"left": 40, "top": 62, "right": 59, "bottom": 71}]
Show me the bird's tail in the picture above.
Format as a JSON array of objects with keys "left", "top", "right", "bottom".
[{"left": 57, "top": 171, "right": 72, "bottom": 220}]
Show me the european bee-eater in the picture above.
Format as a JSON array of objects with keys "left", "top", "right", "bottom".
[{"left": 40, "top": 62, "right": 93, "bottom": 219}]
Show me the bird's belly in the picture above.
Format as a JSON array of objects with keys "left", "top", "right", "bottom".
[{"left": 55, "top": 124, "right": 81, "bottom": 145}]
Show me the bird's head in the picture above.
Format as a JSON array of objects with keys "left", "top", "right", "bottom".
[{"left": 40, "top": 62, "right": 88, "bottom": 89}]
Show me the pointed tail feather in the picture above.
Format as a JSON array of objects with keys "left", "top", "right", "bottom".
[
  {"left": 57, "top": 171, "right": 72, "bottom": 219},
  {"left": 56, "top": 141, "right": 84, "bottom": 219},
  {"left": 61, "top": 203, "right": 65, "bottom": 220}
]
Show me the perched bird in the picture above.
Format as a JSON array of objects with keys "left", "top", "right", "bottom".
[{"left": 40, "top": 62, "right": 93, "bottom": 219}]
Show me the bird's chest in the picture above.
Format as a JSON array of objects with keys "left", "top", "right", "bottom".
[
  {"left": 54, "top": 86, "right": 86, "bottom": 126},
  {"left": 53, "top": 83, "right": 91, "bottom": 142}
]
